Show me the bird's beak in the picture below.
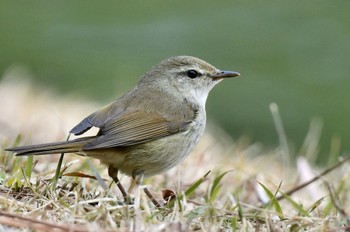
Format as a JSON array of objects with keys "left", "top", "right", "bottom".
[{"left": 212, "top": 70, "right": 240, "bottom": 80}]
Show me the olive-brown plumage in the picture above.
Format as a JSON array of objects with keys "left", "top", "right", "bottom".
[{"left": 6, "top": 56, "right": 239, "bottom": 205}]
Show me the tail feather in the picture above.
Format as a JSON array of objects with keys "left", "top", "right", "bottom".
[{"left": 6, "top": 136, "right": 95, "bottom": 156}]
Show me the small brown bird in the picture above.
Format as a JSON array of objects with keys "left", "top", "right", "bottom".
[{"left": 6, "top": 56, "right": 240, "bottom": 206}]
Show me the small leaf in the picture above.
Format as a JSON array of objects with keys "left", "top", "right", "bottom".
[
  {"left": 162, "top": 189, "right": 176, "bottom": 203},
  {"left": 7, "top": 177, "right": 23, "bottom": 190}
]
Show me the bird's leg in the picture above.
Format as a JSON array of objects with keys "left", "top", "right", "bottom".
[
  {"left": 131, "top": 170, "right": 162, "bottom": 208},
  {"left": 108, "top": 166, "right": 128, "bottom": 201}
]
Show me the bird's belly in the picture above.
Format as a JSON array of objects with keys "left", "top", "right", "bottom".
[
  {"left": 120, "top": 126, "right": 204, "bottom": 177},
  {"left": 84, "top": 131, "right": 202, "bottom": 177}
]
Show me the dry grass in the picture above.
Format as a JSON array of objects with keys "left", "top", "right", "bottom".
[{"left": 1, "top": 67, "right": 350, "bottom": 231}]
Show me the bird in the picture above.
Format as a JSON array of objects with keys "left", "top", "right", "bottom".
[{"left": 6, "top": 55, "right": 240, "bottom": 207}]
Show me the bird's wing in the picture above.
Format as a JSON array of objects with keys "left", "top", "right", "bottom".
[
  {"left": 81, "top": 109, "right": 194, "bottom": 150},
  {"left": 69, "top": 103, "right": 119, "bottom": 136}
]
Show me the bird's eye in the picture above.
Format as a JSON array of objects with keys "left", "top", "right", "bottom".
[{"left": 187, "top": 70, "right": 200, "bottom": 79}]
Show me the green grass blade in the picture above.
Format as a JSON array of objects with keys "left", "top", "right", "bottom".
[
  {"left": 52, "top": 134, "right": 70, "bottom": 190},
  {"left": 278, "top": 190, "right": 310, "bottom": 217},
  {"left": 86, "top": 157, "right": 108, "bottom": 190},
  {"left": 258, "top": 181, "right": 284, "bottom": 219},
  {"left": 9, "top": 134, "right": 22, "bottom": 174},
  {"left": 236, "top": 196, "right": 244, "bottom": 220},
  {"left": 231, "top": 215, "right": 238, "bottom": 232},
  {"left": 209, "top": 170, "right": 232, "bottom": 202},
  {"left": 24, "top": 155, "right": 33, "bottom": 179},
  {"left": 52, "top": 153, "right": 65, "bottom": 189},
  {"left": 184, "top": 170, "right": 211, "bottom": 197},
  {"left": 167, "top": 170, "right": 211, "bottom": 208},
  {"left": 307, "top": 197, "right": 325, "bottom": 214}
]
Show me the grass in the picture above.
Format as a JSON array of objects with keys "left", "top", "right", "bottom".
[{"left": 1, "top": 75, "right": 350, "bottom": 231}]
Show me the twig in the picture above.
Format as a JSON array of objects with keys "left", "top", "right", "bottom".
[
  {"left": 275, "top": 156, "right": 350, "bottom": 201},
  {"left": 0, "top": 210, "right": 99, "bottom": 232}
]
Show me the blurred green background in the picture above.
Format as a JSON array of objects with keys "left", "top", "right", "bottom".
[{"left": 1, "top": 1, "right": 349, "bottom": 161}]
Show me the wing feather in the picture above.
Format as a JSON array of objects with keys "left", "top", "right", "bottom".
[{"left": 82, "top": 110, "right": 193, "bottom": 150}]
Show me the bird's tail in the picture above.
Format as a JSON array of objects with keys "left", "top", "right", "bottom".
[{"left": 6, "top": 136, "right": 95, "bottom": 156}]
